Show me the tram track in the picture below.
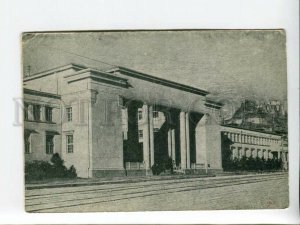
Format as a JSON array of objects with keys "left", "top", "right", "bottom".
[{"left": 25, "top": 173, "right": 287, "bottom": 212}]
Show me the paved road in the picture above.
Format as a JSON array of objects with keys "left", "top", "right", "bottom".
[{"left": 25, "top": 173, "right": 288, "bottom": 212}]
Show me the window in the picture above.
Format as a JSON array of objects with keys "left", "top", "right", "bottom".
[
  {"left": 138, "top": 109, "right": 143, "bottom": 120},
  {"left": 33, "top": 104, "right": 41, "bottom": 121},
  {"left": 24, "top": 133, "right": 31, "bottom": 154},
  {"left": 66, "top": 107, "right": 72, "bottom": 122},
  {"left": 45, "top": 107, "right": 52, "bottom": 122},
  {"left": 138, "top": 130, "right": 143, "bottom": 139},
  {"left": 46, "top": 135, "right": 54, "bottom": 154},
  {"left": 154, "top": 128, "right": 159, "bottom": 132},
  {"left": 24, "top": 103, "right": 28, "bottom": 120},
  {"left": 153, "top": 111, "right": 159, "bottom": 118},
  {"left": 66, "top": 134, "right": 74, "bottom": 153}
]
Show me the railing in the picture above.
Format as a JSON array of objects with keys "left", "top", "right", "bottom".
[
  {"left": 125, "top": 162, "right": 145, "bottom": 170},
  {"left": 195, "top": 163, "right": 206, "bottom": 169}
]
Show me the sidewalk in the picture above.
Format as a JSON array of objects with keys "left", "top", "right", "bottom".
[{"left": 25, "top": 173, "right": 214, "bottom": 190}]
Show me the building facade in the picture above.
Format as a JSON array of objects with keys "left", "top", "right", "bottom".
[
  {"left": 23, "top": 63, "right": 288, "bottom": 177},
  {"left": 221, "top": 125, "right": 288, "bottom": 169}
]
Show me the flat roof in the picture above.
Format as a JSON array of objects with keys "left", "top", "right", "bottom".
[
  {"left": 23, "top": 63, "right": 86, "bottom": 82},
  {"left": 107, "top": 66, "right": 210, "bottom": 97},
  {"left": 221, "top": 124, "right": 282, "bottom": 137},
  {"left": 23, "top": 63, "right": 223, "bottom": 108},
  {"left": 24, "top": 88, "right": 61, "bottom": 99},
  {"left": 64, "top": 68, "right": 131, "bottom": 88}
]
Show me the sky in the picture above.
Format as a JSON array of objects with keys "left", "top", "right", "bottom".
[{"left": 22, "top": 30, "right": 287, "bottom": 106}]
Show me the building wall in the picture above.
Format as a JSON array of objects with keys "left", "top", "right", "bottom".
[
  {"left": 24, "top": 93, "right": 62, "bottom": 162},
  {"left": 195, "top": 114, "right": 222, "bottom": 170},
  {"left": 90, "top": 90, "right": 124, "bottom": 175},
  {"left": 60, "top": 87, "right": 91, "bottom": 178}
]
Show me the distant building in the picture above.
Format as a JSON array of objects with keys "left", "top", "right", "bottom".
[{"left": 221, "top": 125, "right": 288, "bottom": 170}]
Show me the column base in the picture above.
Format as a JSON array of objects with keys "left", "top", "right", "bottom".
[
  {"left": 125, "top": 169, "right": 153, "bottom": 176},
  {"left": 92, "top": 169, "right": 154, "bottom": 177}
]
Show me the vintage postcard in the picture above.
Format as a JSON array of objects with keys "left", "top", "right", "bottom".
[{"left": 22, "top": 30, "right": 288, "bottom": 212}]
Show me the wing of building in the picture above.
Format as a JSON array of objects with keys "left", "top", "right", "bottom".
[{"left": 23, "top": 64, "right": 288, "bottom": 177}]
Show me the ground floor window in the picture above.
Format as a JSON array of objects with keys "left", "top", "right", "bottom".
[
  {"left": 66, "top": 134, "right": 74, "bottom": 153},
  {"left": 24, "top": 133, "right": 31, "bottom": 154},
  {"left": 46, "top": 135, "right": 54, "bottom": 154},
  {"left": 24, "top": 103, "right": 28, "bottom": 121}
]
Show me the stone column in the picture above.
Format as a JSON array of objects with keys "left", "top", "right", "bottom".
[
  {"left": 142, "top": 104, "right": 150, "bottom": 170},
  {"left": 180, "top": 111, "right": 187, "bottom": 169},
  {"left": 167, "top": 129, "right": 172, "bottom": 158},
  {"left": 233, "top": 147, "right": 237, "bottom": 159},
  {"left": 231, "top": 147, "right": 235, "bottom": 159},
  {"left": 241, "top": 148, "right": 245, "bottom": 157},
  {"left": 257, "top": 149, "right": 261, "bottom": 158},
  {"left": 245, "top": 148, "right": 250, "bottom": 158},
  {"left": 149, "top": 105, "right": 155, "bottom": 166},
  {"left": 260, "top": 138, "right": 263, "bottom": 146},
  {"left": 231, "top": 133, "right": 235, "bottom": 142},
  {"left": 171, "top": 129, "right": 176, "bottom": 162},
  {"left": 268, "top": 150, "right": 272, "bottom": 159},
  {"left": 27, "top": 104, "right": 34, "bottom": 120},
  {"left": 185, "top": 112, "right": 190, "bottom": 169},
  {"left": 41, "top": 105, "right": 46, "bottom": 121}
]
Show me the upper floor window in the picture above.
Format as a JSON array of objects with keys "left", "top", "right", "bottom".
[
  {"left": 66, "top": 134, "right": 74, "bottom": 153},
  {"left": 138, "top": 130, "right": 143, "bottom": 139},
  {"left": 66, "top": 107, "right": 72, "bottom": 122},
  {"left": 33, "top": 104, "right": 41, "bottom": 121},
  {"left": 153, "top": 111, "right": 159, "bottom": 118},
  {"left": 138, "top": 109, "right": 143, "bottom": 121},
  {"left": 45, "top": 107, "right": 52, "bottom": 122},
  {"left": 46, "top": 135, "right": 54, "bottom": 154}
]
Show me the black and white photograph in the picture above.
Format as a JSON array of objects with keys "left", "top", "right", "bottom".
[
  {"left": 0, "top": 0, "right": 299, "bottom": 224},
  {"left": 22, "top": 30, "right": 289, "bottom": 212}
]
